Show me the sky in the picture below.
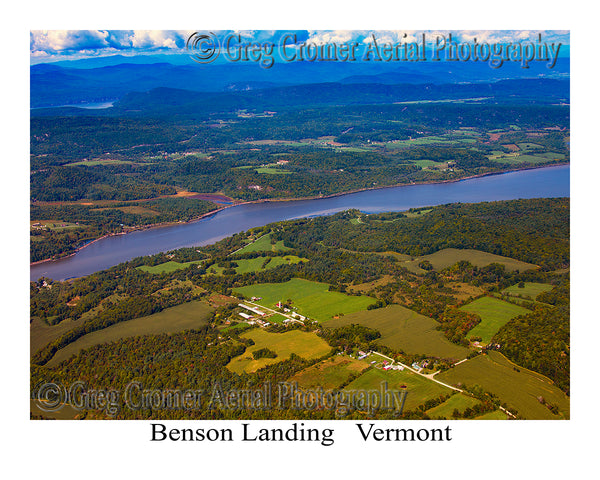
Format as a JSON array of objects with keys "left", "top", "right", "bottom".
[{"left": 30, "top": 30, "right": 570, "bottom": 64}]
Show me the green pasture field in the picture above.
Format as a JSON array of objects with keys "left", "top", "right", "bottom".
[
  {"left": 334, "top": 147, "right": 372, "bottom": 153},
  {"left": 255, "top": 167, "right": 292, "bottom": 174},
  {"left": 219, "top": 322, "right": 253, "bottom": 334},
  {"left": 235, "top": 255, "right": 307, "bottom": 274},
  {"left": 460, "top": 296, "right": 530, "bottom": 343},
  {"left": 444, "top": 136, "right": 477, "bottom": 144},
  {"left": 66, "top": 159, "right": 134, "bottom": 166},
  {"left": 31, "top": 221, "right": 84, "bottom": 231},
  {"left": 289, "top": 355, "right": 370, "bottom": 389},
  {"left": 409, "top": 159, "right": 443, "bottom": 168},
  {"left": 345, "top": 367, "right": 451, "bottom": 412},
  {"left": 234, "top": 278, "right": 376, "bottom": 322},
  {"left": 235, "top": 234, "right": 290, "bottom": 254},
  {"left": 266, "top": 313, "right": 288, "bottom": 324},
  {"left": 402, "top": 248, "right": 537, "bottom": 274},
  {"left": 243, "top": 140, "right": 314, "bottom": 147},
  {"left": 474, "top": 410, "right": 509, "bottom": 420},
  {"left": 436, "top": 351, "right": 570, "bottom": 419},
  {"left": 425, "top": 393, "right": 481, "bottom": 419},
  {"left": 451, "top": 129, "right": 482, "bottom": 136},
  {"left": 137, "top": 260, "right": 204, "bottom": 274},
  {"left": 206, "top": 265, "right": 225, "bottom": 275},
  {"left": 46, "top": 300, "right": 214, "bottom": 367},
  {"left": 501, "top": 282, "right": 553, "bottom": 300},
  {"left": 324, "top": 304, "right": 469, "bottom": 360},
  {"left": 206, "top": 256, "right": 307, "bottom": 275},
  {"left": 385, "top": 136, "right": 456, "bottom": 148},
  {"left": 489, "top": 152, "right": 565, "bottom": 165},
  {"left": 402, "top": 209, "right": 432, "bottom": 219},
  {"left": 226, "top": 329, "right": 332, "bottom": 374},
  {"left": 490, "top": 292, "right": 547, "bottom": 308}
]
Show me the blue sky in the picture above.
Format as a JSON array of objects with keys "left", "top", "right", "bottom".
[{"left": 30, "top": 30, "right": 570, "bottom": 63}]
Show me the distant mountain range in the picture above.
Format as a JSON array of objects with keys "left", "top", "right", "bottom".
[
  {"left": 30, "top": 57, "right": 569, "bottom": 108},
  {"left": 30, "top": 78, "right": 569, "bottom": 119}
]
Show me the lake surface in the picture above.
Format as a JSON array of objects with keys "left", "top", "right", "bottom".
[
  {"left": 31, "top": 165, "right": 570, "bottom": 281},
  {"left": 31, "top": 101, "right": 115, "bottom": 110}
]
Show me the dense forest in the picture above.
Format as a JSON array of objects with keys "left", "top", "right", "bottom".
[
  {"left": 271, "top": 199, "right": 569, "bottom": 270},
  {"left": 492, "top": 278, "right": 570, "bottom": 393}
]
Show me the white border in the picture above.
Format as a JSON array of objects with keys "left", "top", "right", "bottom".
[{"left": 6, "top": 1, "right": 597, "bottom": 478}]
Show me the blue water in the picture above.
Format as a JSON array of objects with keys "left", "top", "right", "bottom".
[{"left": 30, "top": 165, "right": 570, "bottom": 281}]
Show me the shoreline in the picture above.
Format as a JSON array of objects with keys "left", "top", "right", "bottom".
[
  {"left": 30, "top": 162, "right": 569, "bottom": 267},
  {"left": 29, "top": 206, "right": 230, "bottom": 267}
]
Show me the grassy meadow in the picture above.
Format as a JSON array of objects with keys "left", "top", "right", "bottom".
[
  {"left": 345, "top": 367, "right": 451, "bottom": 412},
  {"left": 228, "top": 255, "right": 307, "bottom": 275},
  {"left": 289, "top": 355, "right": 370, "bottom": 389},
  {"left": 501, "top": 282, "right": 554, "bottom": 300},
  {"left": 235, "top": 234, "right": 290, "bottom": 254},
  {"left": 436, "top": 351, "right": 570, "bottom": 419},
  {"left": 425, "top": 393, "right": 481, "bottom": 419},
  {"left": 137, "top": 260, "right": 205, "bottom": 274},
  {"left": 226, "top": 329, "right": 331, "bottom": 374},
  {"left": 324, "top": 304, "right": 469, "bottom": 360},
  {"left": 234, "top": 278, "right": 377, "bottom": 322},
  {"left": 46, "top": 301, "right": 214, "bottom": 367},
  {"left": 402, "top": 248, "right": 537, "bottom": 274},
  {"left": 460, "top": 296, "right": 530, "bottom": 343}
]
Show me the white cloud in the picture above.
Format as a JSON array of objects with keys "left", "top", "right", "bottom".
[
  {"left": 30, "top": 29, "right": 570, "bottom": 62},
  {"left": 30, "top": 30, "right": 191, "bottom": 58},
  {"left": 30, "top": 30, "right": 111, "bottom": 53},
  {"left": 128, "top": 30, "right": 188, "bottom": 49}
]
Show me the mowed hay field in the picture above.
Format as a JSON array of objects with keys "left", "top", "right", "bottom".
[
  {"left": 425, "top": 393, "right": 481, "bottom": 419},
  {"left": 137, "top": 260, "right": 204, "bottom": 274},
  {"left": 235, "top": 234, "right": 290, "bottom": 254},
  {"left": 402, "top": 248, "right": 538, "bottom": 274},
  {"left": 207, "top": 256, "right": 307, "bottom": 275},
  {"left": 232, "top": 255, "right": 307, "bottom": 274},
  {"left": 324, "top": 304, "right": 469, "bottom": 360},
  {"left": 460, "top": 296, "right": 530, "bottom": 343},
  {"left": 31, "top": 316, "right": 81, "bottom": 357},
  {"left": 46, "top": 301, "right": 214, "bottom": 367},
  {"left": 234, "top": 278, "right": 377, "bottom": 322},
  {"left": 227, "top": 329, "right": 331, "bottom": 374},
  {"left": 501, "top": 282, "right": 553, "bottom": 300},
  {"left": 475, "top": 410, "right": 509, "bottom": 420},
  {"left": 289, "top": 355, "right": 370, "bottom": 389},
  {"left": 345, "top": 367, "right": 451, "bottom": 412},
  {"left": 436, "top": 351, "right": 570, "bottom": 419}
]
